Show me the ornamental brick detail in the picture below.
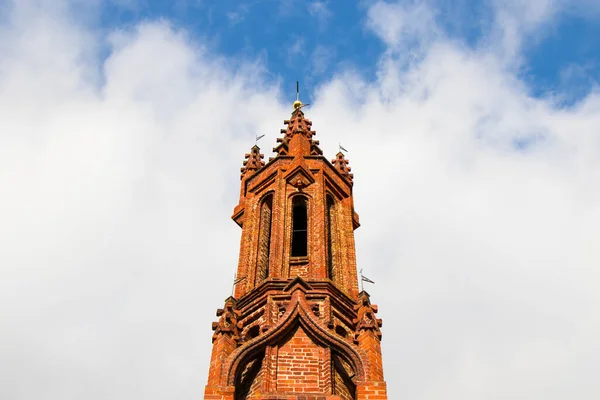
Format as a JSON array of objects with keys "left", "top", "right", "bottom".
[
  {"left": 274, "top": 109, "right": 322, "bottom": 157},
  {"left": 353, "top": 291, "right": 383, "bottom": 340},
  {"left": 240, "top": 145, "right": 265, "bottom": 178},
  {"left": 285, "top": 164, "right": 315, "bottom": 190},
  {"left": 332, "top": 151, "right": 354, "bottom": 183},
  {"left": 204, "top": 102, "right": 387, "bottom": 399},
  {"left": 212, "top": 297, "right": 242, "bottom": 343}
]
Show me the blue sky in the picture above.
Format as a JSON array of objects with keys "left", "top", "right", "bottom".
[
  {"left": 97, "top": 0, "right": 384, "bottom": 103},
  {"left": 94, "top": 0, "right": 600, "bottom": 105},
  {"left": 523, "top": 13, "right": 600, "bottom": 101}
]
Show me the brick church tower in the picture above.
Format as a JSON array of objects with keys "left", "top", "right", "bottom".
[{"left": 204, "top": 99, "right": 388, "bottom": 399}]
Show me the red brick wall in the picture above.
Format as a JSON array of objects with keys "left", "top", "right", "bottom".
[
  {"left": 357, "top": 331, "right": 385, "bottom": 382},
  {"left": 276, "top": 326, "right": 321, "bottom": 393}
]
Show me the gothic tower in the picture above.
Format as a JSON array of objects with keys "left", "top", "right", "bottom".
[{"left": 204, "top": 99, "right": 387, "bottom": 400}]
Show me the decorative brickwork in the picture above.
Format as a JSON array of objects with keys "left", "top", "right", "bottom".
[
  {"left": 241, "top": 145, "right": 265, "bottom": 178},
  {"left": 212, "top": 297, "right": 241, "bottom": 343},
  {"left": 205, "top": 102, "right": 387, "bottom": 399},
  {"left": 332, "top": 152, "right": 353, "bottom": 183}
]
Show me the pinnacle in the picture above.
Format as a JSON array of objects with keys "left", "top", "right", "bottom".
[
  {"left": 240, "top": 145, "right": 265, "bottom": 178},
  {"left": 286, "top": 109, "right": 314, "bottom": 139},
  {"left": 274, "top": 109, "right": 322, "bottom": 157},
  {"left": 354, "top": 291, "right": 383, "bottom": 340},
  {"left": 332, "top": 151, "right": 354, "bottom": 182}
]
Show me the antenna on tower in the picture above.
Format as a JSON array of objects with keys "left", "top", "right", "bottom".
[
  {"left": 296, "top": 80, "right": 299, "bottom": 102},
  {"left": 359, "top": 269, "right": 375, "bottom": 292}
]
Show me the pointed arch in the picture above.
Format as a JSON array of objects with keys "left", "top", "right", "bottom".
[
  {"left": 291, "top": 195, "right": 308, "bottom": 257},
  {"left": 226, "top": 290, "right": 365, "bottom": 387}
]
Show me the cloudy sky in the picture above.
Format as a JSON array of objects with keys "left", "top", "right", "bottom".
[{"left": 1, "top": 0, "right": 599, "bottom": 399}]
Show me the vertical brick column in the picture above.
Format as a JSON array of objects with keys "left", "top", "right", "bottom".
[
  {"left": 205, "top": 298, "right": 240, "bottom": 396},
  {"left": 354, "top": 291, "right": 386, "bottom": 398},
  {"left": 270, "top": 171, "right": 287, "bottom": 278},
  {"left": 355, "top": 329, "right": 388, "bottom": 399},
  {"left": 356, "top": 330, "right": 385, "bottom": 382},
  {"left": 234, "top": 196, "right": 258, "bottom": 299},
  {"left": 206, "top": 334, "right": 236, "bottom": 387},
  {"left": 311, "top": 170, "right": 328, "bottom": 279}
]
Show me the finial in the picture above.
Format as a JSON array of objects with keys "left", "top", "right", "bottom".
[
  {"left": 293, "top": 80, "right": 302, "bottom": 110},
  {"left": 292, "top": 81, "right": 310, "bottom": 111}
]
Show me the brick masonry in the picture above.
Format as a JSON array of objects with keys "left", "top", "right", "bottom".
[{"left": 205, "top": 104, "right": 387, "bottom": 399}]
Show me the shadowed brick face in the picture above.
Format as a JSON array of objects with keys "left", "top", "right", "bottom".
[{"left": 204, "top": 104, "right": 388, "bottom": 399}]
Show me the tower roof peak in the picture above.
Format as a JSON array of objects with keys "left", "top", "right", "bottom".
[{"left": 273, "top": 105, "right": 323, "bottom": 157}]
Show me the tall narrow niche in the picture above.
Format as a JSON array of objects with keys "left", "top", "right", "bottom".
[
  {"left": 256, "top": 194, "right": 273, "bottom": 284},
  {"left": 326, "top": 194, "right": 338, "bottom": 282},
  {"left": 291, "top": 196, "right": 308, "bottom": 257}
]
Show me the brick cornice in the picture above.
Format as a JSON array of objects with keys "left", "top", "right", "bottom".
[{"left": 235, "top": 279, "right": 357, "bottom": 315}]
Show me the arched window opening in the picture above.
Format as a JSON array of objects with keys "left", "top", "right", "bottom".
[
  {"left": 291, "top": 197, "right": 308, "bottom": 257},
  {"left": 256, "top": 195, "right": 273, "bottom": 284},
  {"left": 326, "top": 195, "right": 337, "bottom": 281}
]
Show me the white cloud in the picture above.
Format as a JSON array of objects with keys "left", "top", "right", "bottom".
[
  {"left": 485, "top": 0, "right": 600, "bottom": 64},
  {"left": 365, "top": 0, "right": 600, "bottom": 66},
  {"left": 366, "top": 1, "right": 440, "bottom": 52},
  {"left": 1, "top": 1, "right": 599, "bottom": 400},
  {"left": 0, "top": 3, "right": 285, "bottom": 399}
]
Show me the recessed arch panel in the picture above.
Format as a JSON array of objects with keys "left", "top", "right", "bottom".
[{"left": 226, "top": 291, "right": 365, "bottom": 387}]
